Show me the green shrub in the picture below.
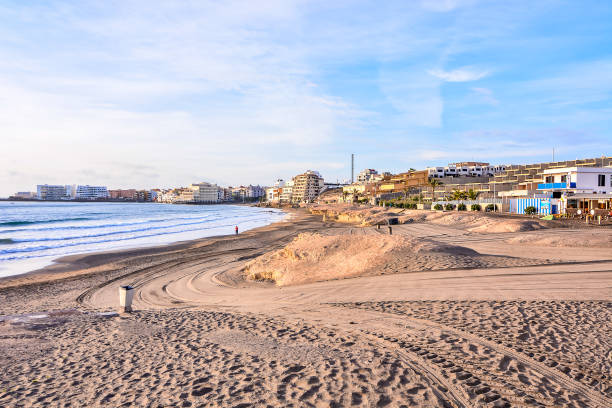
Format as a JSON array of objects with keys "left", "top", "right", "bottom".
[
  {"left": 524, "top": 206, "right": 537, "bottom": 215},
  {"left": 486, "top": 204, "right": 497, "bottom": 212},
  {"left": 444, "top": 203, "right": 454, "bottom": 211},
  {"left": 471, "top": 204, "right": 481, "bottom": 211},
  {"left": 433, "top": 204, "right": 443, "bottom": 210},
  {"left": 457, "top": 203, "right": 467, "bottom": 211}
]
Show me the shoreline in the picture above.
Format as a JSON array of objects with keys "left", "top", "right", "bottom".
[{"left": 0, "top": 207, "right": 297, "bottom": 290}]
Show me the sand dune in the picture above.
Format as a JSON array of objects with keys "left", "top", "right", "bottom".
[
  {"left": 244, "top": 231, "right": 553, "bottom": 286},
  {"left": 309, "top": 203, "right": 549, "bottom": 232}
]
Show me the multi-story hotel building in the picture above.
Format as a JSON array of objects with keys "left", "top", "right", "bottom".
[
  {"left": 291, "top": 170, "right": 324, "bottom": 203},
  {"left": 187, "top": 182, "right": 220, "bottom": 203},
  {"left": 280, "top": 180, "right": 294, "bottom": 203},
  {"left": 74, "top": 185, "right": 109, "bottom": 200},
  {"left": 37, "top": 185, "right": 70, "bottom": 200}
]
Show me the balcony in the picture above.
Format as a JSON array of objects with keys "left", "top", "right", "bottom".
[{"left": 537, "top": 182, "right": 576, "bottom": 190}]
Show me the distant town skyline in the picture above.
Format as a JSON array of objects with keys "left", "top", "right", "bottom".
[{"left": 2, "top": 1, "right": 612, "bottom": 197}]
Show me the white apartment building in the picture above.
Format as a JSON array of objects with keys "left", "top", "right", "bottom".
[
  {"left": 357, "top": 169, "right": 378, "bottom": 183},
  {"left": 247, "top": 185, "right": 265, "bottom": 199},
  {"left": 190, "top": 182, "right": 220, "bottom": 203},
  {"left": 176, "top": 189, "right": 195, "bottom": 203},
  {"left": 427, "top": 162, "right": 506, "bottom": 179},
  {"left": 280, "top": 180, "right": 294, "bottom": 203},
  {"left": 74, "top": 185, "right": 109, "bottom": 200},
  {"left": 37, "top": 184, "right": 71, "bottom": 200}
]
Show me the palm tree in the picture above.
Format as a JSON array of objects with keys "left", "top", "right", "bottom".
[
  {"left": 428, "top": 179, "right": 442, "bottom": 202},
  {"left": 452, "top": 189, "right": 468, "bottom": 201},
  {"left": 467, "top": 189, "right": 479, "bottom": 200}
]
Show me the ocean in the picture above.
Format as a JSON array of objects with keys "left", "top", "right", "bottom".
[{"left": 0, "top": 201, "right": 286, "bottom": 278}]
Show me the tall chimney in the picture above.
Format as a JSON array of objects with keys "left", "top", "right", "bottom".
[{"left": 351, "top": 154, "right": 354, "bottom": 184}]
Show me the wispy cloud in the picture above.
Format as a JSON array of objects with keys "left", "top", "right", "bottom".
[{"left": 428, "top": 67, "right": 489, "bottom": 82}]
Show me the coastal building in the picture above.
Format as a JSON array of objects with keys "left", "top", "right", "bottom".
[
  {"left": 109, "top": 189, "right": 138, "bottom": 200},
  {"left": 280, "top": 180, "right": 294, "bottom": 203},
  {"left": 538, "top": 167, "right": 612, "bottom": 195},
  {"left": 74, "top": 185, "right": 109, "bottom": 200},
  {"left": 157, "top": 189, "right": 183, "bottom": 203},
  {"left": 357, "top": 169, "right": 378, "bottom": 183},
  {"left": 11, "top": 191, "right": 36, "bottom": 199},
  {"left": 377, "top": 170, "right": 429, "bottom": 195},
  {"left": 149, "top": 190, "right": 160, "bottom": 202},
  {"left": 190, "top": 182, "right": 220, "bottom": 203},
  {"left": 291, "top": 171, "right": 324, "bottom": 203},
  {"left": 176, "top": 189, "right": 195, "bottom": 203},
  {"left": 37, "top": 184, "right": 71, "bottom": 200},
  {"left": 266, "top": 180, "right": 285, "bottom": 203},
  {"left": 427, "top": 162, "right": 506, "bottom": 179},
  {"left": 247, "top": 185, "right": 265, "bottom": 199}
]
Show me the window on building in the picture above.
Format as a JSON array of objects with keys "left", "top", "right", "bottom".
[
  {"left": 545, "top": 176, "right": 553, "bottom": 183},
  {"left": 598, "top": 174, "right": 605, "bottom": 187},
  {"left": 560, "top": 175, "right": 567, "bottom": 183}
]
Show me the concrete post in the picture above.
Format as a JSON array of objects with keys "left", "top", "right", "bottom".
[
  {"left": 388, "top": 226, "right": 392, "bottom": 235},
  {"left": 118, "top": 285, "right": 134, "bottom": 313}
]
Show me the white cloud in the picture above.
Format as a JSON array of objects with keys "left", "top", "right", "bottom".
[{"left": 428, "top": 67, "right": 489, "bottom": 82}]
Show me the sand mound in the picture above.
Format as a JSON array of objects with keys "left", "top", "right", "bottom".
[
  {"left": 397, "top": 210, "right": 546, "bottom": 233},
  {"left": 309, "top": 204, "right": 398, "bottom": 226},
  {"left": 310, "top": 204, "right": 547, "bottom": 232},
  {"left": 244, "top": 232, "right": 549, "bottom": 286}
]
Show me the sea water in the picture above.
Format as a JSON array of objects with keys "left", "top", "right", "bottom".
[{"left": 0, "top": 201, "right": 285, "bottom": 278}]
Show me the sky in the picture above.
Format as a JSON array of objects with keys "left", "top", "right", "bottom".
[{"left": 1, "top": 0, "right": 611, "bottom": 196}]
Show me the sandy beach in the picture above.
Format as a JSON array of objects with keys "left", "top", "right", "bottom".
[{"left": 1, "top": 207, "right": 611, "bottom": 407}]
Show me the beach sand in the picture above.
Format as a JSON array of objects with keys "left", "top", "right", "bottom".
[{"left": 1, "top": 207, "right": 611, "bottom": 407}]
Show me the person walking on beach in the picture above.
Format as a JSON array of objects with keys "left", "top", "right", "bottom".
[{"left": 235, "top": 225, "right": 239, "bottom": 235}]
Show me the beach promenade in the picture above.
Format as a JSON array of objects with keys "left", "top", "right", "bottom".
[{"left": 1, "top": 209, "right": 610, "bottom": 407}]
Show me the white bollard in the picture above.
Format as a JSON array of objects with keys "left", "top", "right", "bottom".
[{"left": 118, "top": 285, "right": 134, "bottom": 313}]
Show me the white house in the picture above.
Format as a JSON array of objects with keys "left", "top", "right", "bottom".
[{"left": 539, "top": 167, "right": 612, "bottom": 194}]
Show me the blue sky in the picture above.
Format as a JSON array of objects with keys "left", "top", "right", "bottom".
[{"left": 1, "top": 0, "right": 611, "bottom": 196}]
